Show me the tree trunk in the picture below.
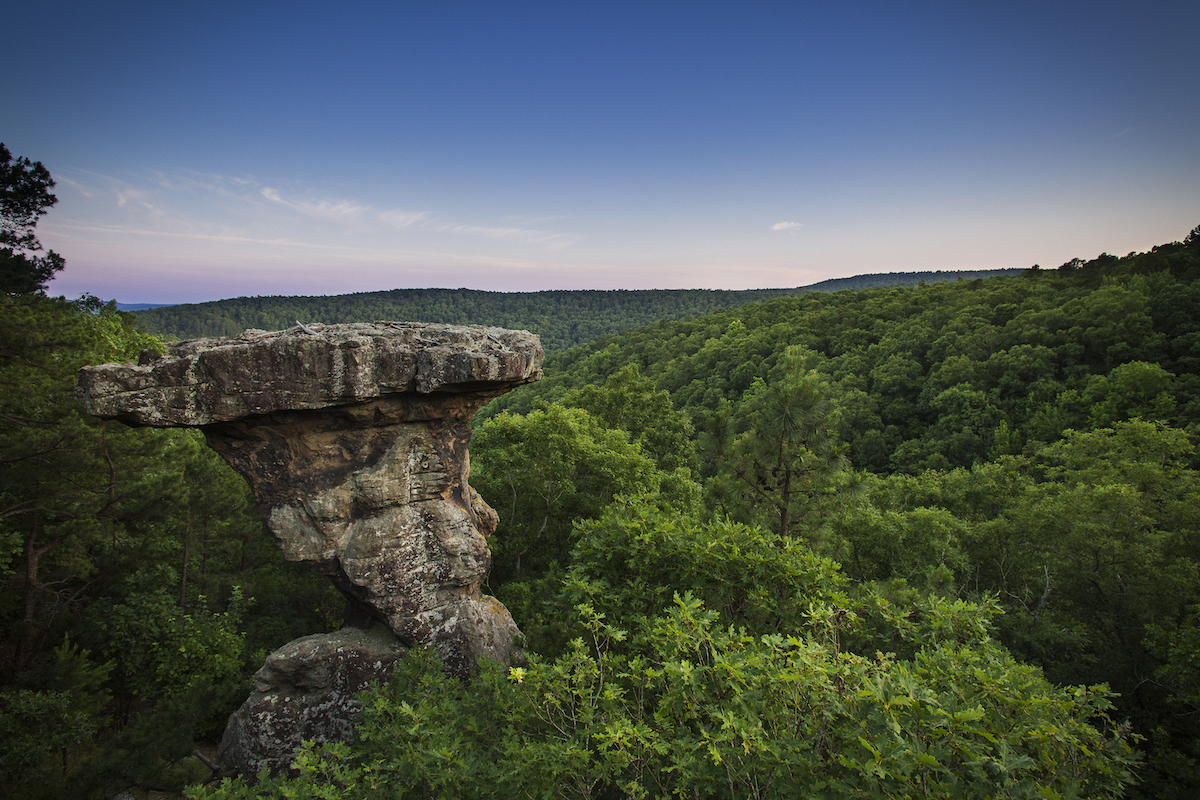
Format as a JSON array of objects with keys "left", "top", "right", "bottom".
[
  {"left": 179, "top": 530, "right": 189, "bottom": 607},
  {"left": 779, "top": 464, "right": 792, "bottom": 539},
  {"left": 13, "top": 509, "right": 42, "bottom": 678}
]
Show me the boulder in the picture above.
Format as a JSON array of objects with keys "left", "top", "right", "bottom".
[
  {"left": 217, "top": 626, "right": 407, "bottom": 779},
  {"left": 76, "top": 321, "right": 539, "bottom": 672}
]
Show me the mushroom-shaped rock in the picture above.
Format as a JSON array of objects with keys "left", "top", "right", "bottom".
[{"left": 76, "top": 322, "right": 542, "bottom": 676}]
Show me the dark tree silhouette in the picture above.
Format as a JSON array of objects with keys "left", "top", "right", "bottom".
[{"left": 1, "top": 143, "right": 64, "bottom": 293}]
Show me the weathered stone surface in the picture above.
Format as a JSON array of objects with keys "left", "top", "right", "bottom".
[
  {"left": 217, "top": 626, "right": 407, "bottom": 779},
  {"left": 76, "top": 322, "right": 541, "bottom": 427},
  {"left": 200, "top": 395, "right": 525, "bottom": 674}
]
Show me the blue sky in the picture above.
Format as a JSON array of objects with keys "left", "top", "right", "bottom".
[{"left": 4, "top": 1, "right": 1198, "bottom": 304}]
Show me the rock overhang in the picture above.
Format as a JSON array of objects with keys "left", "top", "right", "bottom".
[{"left": 75, "top": 321, "right": 543, "bottom": 427}]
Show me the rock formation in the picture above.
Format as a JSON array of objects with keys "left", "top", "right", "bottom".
[
  {"left": 217, "top": 625, "right": 408, "bottom": 778},
  {"left": 76, "top": 321, "right": 542, "bottom": 775}
]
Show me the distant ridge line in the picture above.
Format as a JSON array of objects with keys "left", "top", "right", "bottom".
[
  {"left": 799, "top": 267, "right": 1023, "bottom": 292},
  {"left": 123, "top": 268, "right": 1024, "bottom": 311},
  {"left": 115, "top": 302, "right": 174, "bottom": 311},
  {"left": 129, "top": 267, "right": 1027, "bottom": 350}
]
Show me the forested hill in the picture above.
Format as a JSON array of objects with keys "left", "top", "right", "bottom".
[
  {"left": 483, "top": 234, "right": 1200, "bottom": 475},
  {"left": 131, "top": 268, "right": 1021, "bottom": 350},
  {"left": 460, "top": 230, "right": 1200, "bottom": 795}
]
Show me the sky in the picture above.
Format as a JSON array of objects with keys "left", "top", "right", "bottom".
[{"left": 3, "top": 0, "right": 1198, "bottom": 305}]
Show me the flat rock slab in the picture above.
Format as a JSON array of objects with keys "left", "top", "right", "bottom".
[{"left": 75, "top": 321, "right": 542, "bottom": 427}]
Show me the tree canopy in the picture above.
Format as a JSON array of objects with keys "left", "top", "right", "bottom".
[{"left": 0, "top": 144, "right": 64, "bottom": 294}]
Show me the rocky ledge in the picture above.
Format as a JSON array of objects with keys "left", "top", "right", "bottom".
[{"left": 76, "top": 321, "right": 542, "bottom": 426}]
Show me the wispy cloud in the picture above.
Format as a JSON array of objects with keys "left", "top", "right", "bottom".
[
  {"left": 49, "top": 167, "right": 582, "bottom": 269},
  {"left": 260, "top": 187, "right": 373, "bottom": 227},
  {"left": 433, "top": 222, "right": 580, "bottom": 249},
  {"left": 57, "top": 177, "right": 97, "bottom": 198},
  {"left": 254, "top": 185, "right": 576, "bottom": 247},
  {"left": 154, "top": 170, "right": 259, "bottom": 198},
  {"left": 504, "top": 213, "right": 570, "bottom": 225},
  {"left": 378, "top": 209, "right": 428, "bottom": 228},
  {"left": 53, "top": 223, "right": 350, "bottom": 250},
  {"left": 114, "top": 187, "right": 157, "bottom": 213},
  {"left": 772, "top": 221, "right": 802, "bottom": 231}
]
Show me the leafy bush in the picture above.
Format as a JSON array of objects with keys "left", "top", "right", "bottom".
[
  {"left": 191, "top": 499, "right": 1139, "bottom": 799},
  {"left": 192, "top": 595, "right": 1137, "bottom": 800}
]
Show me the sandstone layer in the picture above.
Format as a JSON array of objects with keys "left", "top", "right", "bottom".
[{"left": 76, "top": 322, "right": 542, "bottom": 675}]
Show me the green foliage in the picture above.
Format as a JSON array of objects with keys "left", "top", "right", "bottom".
[
  {"left": 559, "top": 363, "right": 699, "bottom": 474},
  {"left": 0, "top": 248, "right": 65, "bottom": 295},
  {"left": 0, "top": 639, "right": 109, "bottom": 797},
  {"left": 461, "top": 233, "right": 1200, "bottom": 794},
  {"left": 49, "top": 636, "right": 113, "bottom": 724},
  {"left": 0, "top": 292, "right": 349, "bottom": 797},
  {"left": 489, "top": 229, "right": 1200, "bottom": 476},
  {"left": 191, "top": 496, "right": 1132, "bottom": 799},
  {"left": 2, "top": 295, "right": 170, "bottom": 675},
  {"left": 1082, "top": 360, "right": 1178, "bottom": 428},
  {"left": 134, "top": 270, "right": 1021, "bottom": 352},
  {"left": 1145, "top": 605, "right": 1200, "bottom": 715},
  {"left": 87, "top": 573, "right": 246, "bottom": 702},
  {"left": 470, "top": 403, "right": 703, "bottom": 654},
  {"left": 193, "top": 586, "right": 1137, "bottom": 800},
  {"left": 835, "top": 421, "right": 1200, "bottom": 795},
  {"left": 6, "top": 227, "right": 1200, "bottom": 796},
  {"left": 548, "top": 497, "right": 1002, "bottom": 665},
  {"left": 995, "top": 421, "right": 1199, "bottom": 680},
  {"left": 559, "top": 496, "right": 850, "bottom": 644},
  {"left": 139, "top": 287, "right": 806, "bottom": 351},
  {"left": 835, "top": 505, "right": 970, "bottom": 591},
  {"left": 471, "top": 403, "right": 696, "bottom": 586},
  {"left": 0, "top": 625, "right": 222, "bottom": 799},
  {"left": 0, "top": 689, "right": 97, "bottom": 795},
  {"left": 705, "top": 347, "right": 853, "bottom": 540}
]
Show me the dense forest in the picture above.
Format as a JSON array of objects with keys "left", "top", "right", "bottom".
[
  {"left": 458, "top": 232, "right": 1200, "bottom": 798},
  {"left": 3, "top": 219, "right": 1199, "bottom": 798},
  {"left": 131, "top": 269, "right": 1022, "bottom": 352},
  {"left": 482, "top": 239, "right": 1200, "bottom": 473}
]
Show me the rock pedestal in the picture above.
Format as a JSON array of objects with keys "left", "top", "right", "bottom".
[{"left": 76, "top": 321, "right": 542, "bottom": 774}]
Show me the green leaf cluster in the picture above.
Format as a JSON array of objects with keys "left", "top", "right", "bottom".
[{"left": 0, "top": 143, "right": 65, "bottom": 294}]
